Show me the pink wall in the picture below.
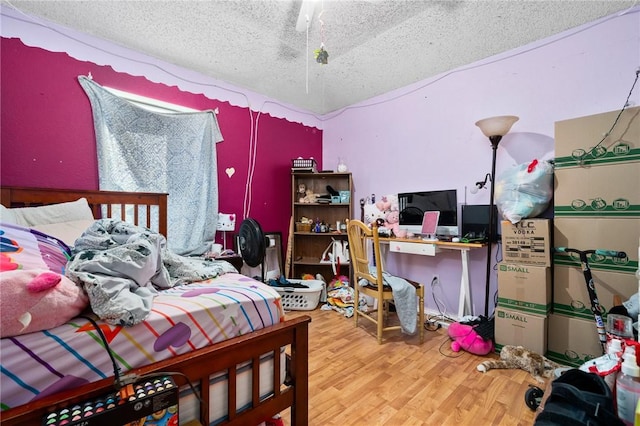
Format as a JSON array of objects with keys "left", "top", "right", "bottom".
[{"left": 1, "top": 37, "right": 322, "bottom": 249}]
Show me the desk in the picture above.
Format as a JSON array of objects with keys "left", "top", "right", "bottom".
[{"left": 379, "top": 237, "right": 484, "bottom": 318}]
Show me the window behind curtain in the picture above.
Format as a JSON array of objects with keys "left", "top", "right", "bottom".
[{"left": 79, "top": 76, "right": 223, "bottom": 255}]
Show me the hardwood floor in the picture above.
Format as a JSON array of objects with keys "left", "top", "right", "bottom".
[{"left": 281, "top": 308, "right": 541, "bottom": 426}]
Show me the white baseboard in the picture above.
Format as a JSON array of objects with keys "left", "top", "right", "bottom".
[
  {"left": 423, "top": 307, "right": 456, "bottom": 329},
  {"left": 368, "top": 299, "right": 458, "bottom": 329}
]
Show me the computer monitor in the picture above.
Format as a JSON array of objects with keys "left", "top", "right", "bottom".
[
  {"left": 461, "top": 204, "right": 500, "bottom": 242},
  {"left": 397, "top": 189, "right": 458, "bottom": 236}
]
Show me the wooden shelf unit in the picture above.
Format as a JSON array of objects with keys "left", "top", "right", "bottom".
[{"left": 290, "top": 172, "right": 353, "bottom": 281}]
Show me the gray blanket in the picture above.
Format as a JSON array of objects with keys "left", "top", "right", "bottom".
[
  {"left": 66, "top": 219, "right": 237, "bottom": 326},
  {"left": 360, "top": 267, "right": 418, "bottom": 335}
]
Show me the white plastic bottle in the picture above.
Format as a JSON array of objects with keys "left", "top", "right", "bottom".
[
  {"left": 605, "top": 338, "right": 624, "bottom": 391},
  {"left": 616, "top": 345, "right": 640, "bottom": 425}
]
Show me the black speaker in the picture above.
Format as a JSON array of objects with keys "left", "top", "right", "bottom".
[{"left": 461, "top": 204, "right": 500, "bottom": 242}]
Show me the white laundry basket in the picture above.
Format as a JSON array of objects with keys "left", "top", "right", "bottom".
[{"left": 274, "top": 279, "right": 324, "bottom": 311}]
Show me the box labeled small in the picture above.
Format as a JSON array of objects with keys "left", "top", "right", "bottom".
[
  {"left": 494, "top": 306, "right": 547, "bottom": 355},
  {"left": 497, "top": 262, "right": 551, "bottom": 315}
]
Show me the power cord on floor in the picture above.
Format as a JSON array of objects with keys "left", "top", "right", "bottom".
[
  {"left": 419, "top": 275, "right": 469, "bottom": 355},
  {"left": 424, "top": 316, "right": 442, "bottom": 331},
  {"left": 424, "top": 276, "right": 457, "bottom": 331},
  {"left": 438, "top": 336, "right": 465, "bottom": 358}
]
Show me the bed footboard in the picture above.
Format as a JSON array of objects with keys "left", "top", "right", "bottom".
[{"left": 0, "top": 315, "right": 310, "bottom": 426}]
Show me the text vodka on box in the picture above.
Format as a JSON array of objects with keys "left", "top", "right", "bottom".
[{"left": 501, "top": 219, "right": 551, "bottom": 267}]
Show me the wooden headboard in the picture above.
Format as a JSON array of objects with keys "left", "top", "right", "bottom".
[{"left": 0, "top": 187, "right": 168, "bottom": 237}]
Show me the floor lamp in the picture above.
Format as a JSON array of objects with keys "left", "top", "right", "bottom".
[{"left": 475, "top": 115, "right": 519, "bottom": 318}]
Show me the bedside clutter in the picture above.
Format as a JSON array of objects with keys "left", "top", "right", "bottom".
[{"left": 495, "top": 218, "right": 551, "bottom": 356}]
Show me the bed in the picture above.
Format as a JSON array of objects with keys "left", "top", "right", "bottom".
[{"left": 0, "top": 186, "right": 310, "bottom": 426}]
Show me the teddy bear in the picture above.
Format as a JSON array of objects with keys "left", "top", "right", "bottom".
[
  {"left": 384, "top": 210, "right": 407, "bottom": 238},
  {"left": 300, "top": 189, "right": 317, "bottom": 203},
  {"left": 447, "top": 321, "right": 494, "bottom": 355}
]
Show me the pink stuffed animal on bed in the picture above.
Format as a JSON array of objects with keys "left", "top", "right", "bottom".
[
  {"left": 0, "top": 269, "right": 88, "bottom": 338},
  {"left": 447, "top": 321, "right": 494, "bottom": 355}
]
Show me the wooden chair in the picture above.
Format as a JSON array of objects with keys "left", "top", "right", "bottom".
[{"left": 346, "top": 219, "right": 424, "bottom": 344}]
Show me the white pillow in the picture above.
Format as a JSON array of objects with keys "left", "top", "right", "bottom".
[
  {"left": 10, "top": 198, "right": 94, "bottom": 227},
  {"left": 31, "top": 219, "right": 95, "bottom": 247},
  {"left": 0, "top": 204, "right": 18, "bottom": 224}
]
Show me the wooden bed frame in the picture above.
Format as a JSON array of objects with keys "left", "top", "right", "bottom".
[
  {"left": 0, "top": 186, "right": 311, "bottom": 426},
  {"left": 1, "top": 186, "right": 169, "bottom": 237}
]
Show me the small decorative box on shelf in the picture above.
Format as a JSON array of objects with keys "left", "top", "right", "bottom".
[{"left": 291, "top": 158, "right": 317, "bottom": 173}]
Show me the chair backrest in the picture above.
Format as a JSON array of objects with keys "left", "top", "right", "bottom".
[{"left": 346, "top": 219, "right": 384, "bottom": 292}]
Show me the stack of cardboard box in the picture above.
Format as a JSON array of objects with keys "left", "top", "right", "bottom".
[
  {"left": 495, "top": 218, "right": 552, "bottom": 355},
  {"left": 547, "top": 106, "right": 639, "bottom": 367}
]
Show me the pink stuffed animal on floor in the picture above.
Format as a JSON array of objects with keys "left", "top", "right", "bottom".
[{"left": 447, "top": 321, "right": 494, "bottom": 355}]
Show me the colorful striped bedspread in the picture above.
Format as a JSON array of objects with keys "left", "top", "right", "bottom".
[{"left": 0, "top": 272, "right": 284, "bottom": 411}]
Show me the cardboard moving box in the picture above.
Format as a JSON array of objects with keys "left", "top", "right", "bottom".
[
  {"left": 554, "top": 163, "right": 640, "bottom": 218},
  {"left": 553, "top": 265, "right": 638, "bottom": 320},
  {"left": 494, "top": 306, "right": 547, "bottom": 355},
  {"left": 501, "top": 219, "right": 551, "bottom": 266},
  {"left": 497, "top": 263, "right": 551, "bottom": 315},
  {"left": 546, "top": 313, "right": 603, "bottom": 368},
  {"left": 554, "top": 106, "right": 639, "bottom": 169},
  {"left": 554, "top": 218, "right": 639, "bottom": 274}
]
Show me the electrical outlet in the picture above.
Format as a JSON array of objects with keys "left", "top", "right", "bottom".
[
  {"left": 432, "top": 275, "right": 439, "bottom": 286},
  {"left": 216, "top": 213, "right": 236, "bottom": 231}
]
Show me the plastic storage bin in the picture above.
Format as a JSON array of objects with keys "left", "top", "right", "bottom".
[{"left": 274, "top": 279, "right": 324, "bottom": 311}]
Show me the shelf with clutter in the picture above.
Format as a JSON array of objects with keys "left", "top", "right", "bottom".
[{"left": 290, "top": 172, "right": 352, "bottom": 282}]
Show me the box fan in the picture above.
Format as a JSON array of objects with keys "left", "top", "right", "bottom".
[{"left": 237, "top": 218, "right": 271, "bottom": 282}]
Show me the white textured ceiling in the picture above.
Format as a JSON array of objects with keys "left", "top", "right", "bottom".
[{"left": 4, "top": 0, "right": 637, "bottom": 114}]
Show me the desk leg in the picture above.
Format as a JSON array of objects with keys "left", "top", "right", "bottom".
[{"left": 457, "top": 249, "right": 472, "bottom": 318}]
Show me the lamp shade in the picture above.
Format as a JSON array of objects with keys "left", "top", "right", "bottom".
[{"left": 475, "top": 115, "right": 519, "bottom": 138}]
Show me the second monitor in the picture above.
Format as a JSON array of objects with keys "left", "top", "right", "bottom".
[{"left": 461, "top": 204, "right": 500, "bottom": 242}]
